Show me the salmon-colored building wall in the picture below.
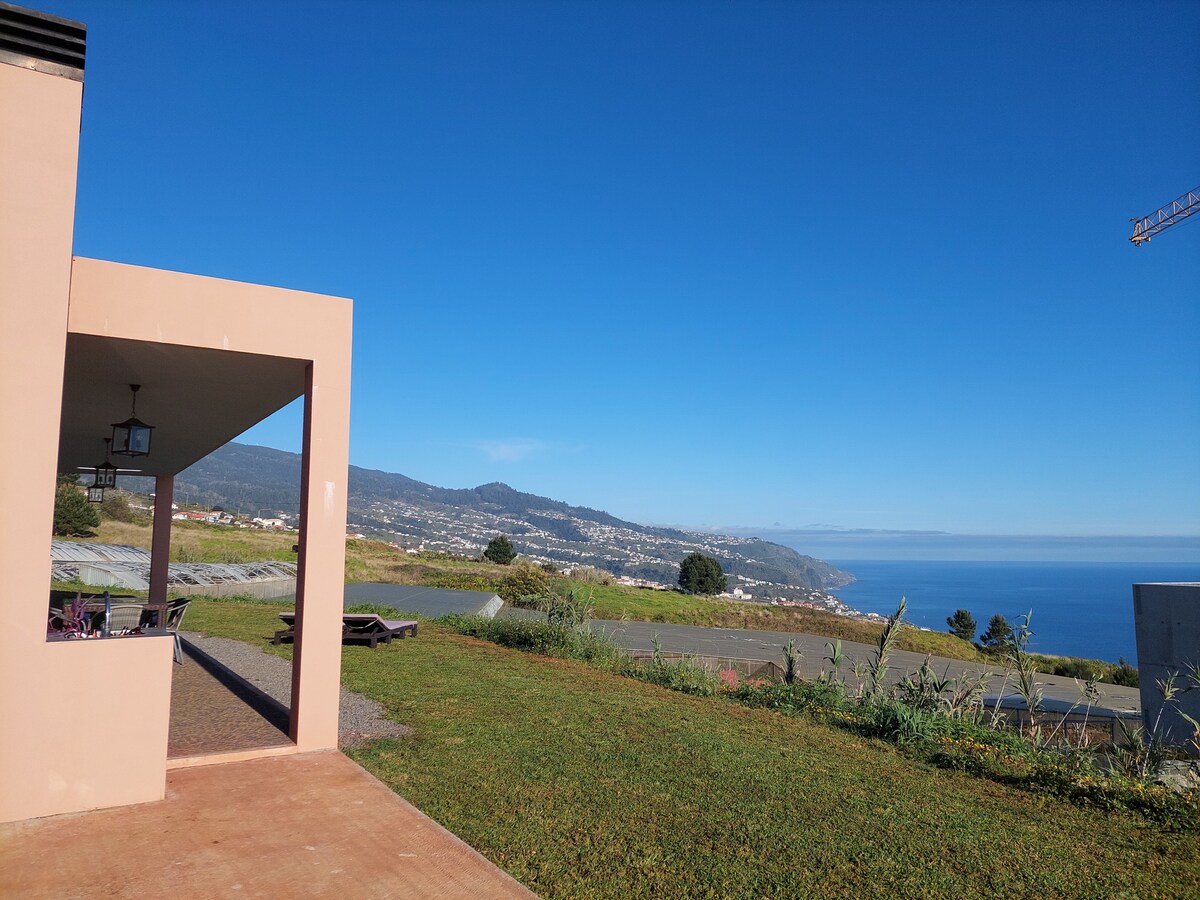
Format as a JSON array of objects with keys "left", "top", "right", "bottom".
[
  {"left": 1, "top": 23, "right": 352, "bottom": 822},
  {"left": 0, "top": 58, "right": 176, "bottom": 823}
]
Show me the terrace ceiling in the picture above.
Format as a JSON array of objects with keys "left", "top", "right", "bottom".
[{"left": 57, "top": 332, "right": 307, "bottom": 478}]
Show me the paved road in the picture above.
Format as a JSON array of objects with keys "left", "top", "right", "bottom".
[
  {"left": 501, "top": 608, "right": 1141, "bottom": 717},
  {"left": 608, "top": 619, "right": 1140, "bottom": 715}
]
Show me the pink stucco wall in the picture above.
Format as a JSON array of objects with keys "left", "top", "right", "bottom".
[
  {"left": 1, "top": 56, "right": 353, "bottom": 823},
  {"left": 0, "top": 60, "right": 177, "bottom": 823}
]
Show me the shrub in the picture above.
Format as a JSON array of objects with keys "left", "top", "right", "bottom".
[
  {"left": 856, "top": 697, "right": 959, "bottom": 748},
  {"left": 441, "top": 614, "right": 627, "bottom": 669},
  {"left": 570, "top": 565, "right": 614, "bottom": 585},
  {"left": 1051, "top": 658, "right": 1101, "bottom": 680},
  {"left": 542, "top": 587, "right": 594, "bottom": 628},
  {"left": 429, "top": 572, "right": 500, "bottom": 593},
  {"left": 895, "top": 656, "right": 954, "bottom": 714},
  {"left": 173, "top": 545, "right": 199, "bottom": 563},
  {"left": 733, "top": 679, "right": 847, "bottom": 714},
  {"left": 99, "top": 491, "right": 137, "bottom": 523},
  {"left": 929, "top": 733, "right": 1034, "bottom": 779},
  {"left": 504, "top": 593, "right": 543, "bottom": 611},
  {"left": 629, "top": 655, "right": 722, "bottom": 697},
  {"left": 1109, "top": 657, "right": 1139, "bottom": 687},
  {"left": 498, "top": 562, "right": 550, "bottom": 602}
]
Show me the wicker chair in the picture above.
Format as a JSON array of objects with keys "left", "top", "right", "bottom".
[{"left": 104, "top": 604, "right": 146, "bottom": 633}]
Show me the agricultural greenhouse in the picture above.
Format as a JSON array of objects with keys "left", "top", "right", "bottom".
[{"left": 51, "top": 541, "right": 297, "bottom": 598}]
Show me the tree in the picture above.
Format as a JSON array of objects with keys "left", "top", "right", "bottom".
[
  {"left": 53, "top": 481, "right": 100, "bottom": 536},
  {"left": 678, "top": 552, "right": 726, "bottom": 595},
  {"left": 946, "top": 609, "right": 977, "bottom": 642},
  {"left": 979, "top": 613, "right": 1014, "bottom": 652},
  {"left": 483, "top": 534, "right": 516, "bottom": 565}
]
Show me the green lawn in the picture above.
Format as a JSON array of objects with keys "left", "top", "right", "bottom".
[{"left": 185, "top": 600, "right": 1199, "bottom": 899}]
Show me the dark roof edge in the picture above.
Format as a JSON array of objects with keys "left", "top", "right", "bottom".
[
  {"left": 0, "top": 2, "right": 86, "bottom": 82},
  {"left": 0, "top": 1, "right": 84, "bottom": 32}
]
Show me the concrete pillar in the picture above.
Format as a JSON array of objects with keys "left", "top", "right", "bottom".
[
  {"left": 1133, "top": 583, "right": 1200, "bottom": 749},
  {"left": 149, "top": 475, "right": 174, "bottom": 612},
  {"left": 290, "top": 360, "right": 351, "bottom": 750}
]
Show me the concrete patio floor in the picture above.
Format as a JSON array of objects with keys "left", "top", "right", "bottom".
[
  {"left": 0, "top": 751, "right": 536, "bottom": 899},
  {"left": 169, "top": 642, "right": 292, "bottom": 759}
]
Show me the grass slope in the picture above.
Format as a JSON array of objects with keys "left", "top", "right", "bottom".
[
  {"left": 77, "top": 525, "right": 1137, "bottom": 673},
  {"left": 184, "top": 599, "right": 1199, "bottom": 899}
]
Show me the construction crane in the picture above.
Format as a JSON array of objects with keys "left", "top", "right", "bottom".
[{"left": 1129, "top": 185, "right": 1200, "bottom": 245}]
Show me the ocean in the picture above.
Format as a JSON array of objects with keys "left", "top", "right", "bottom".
[{"left": 825, "top": 560, "right": 1200, "bottom": 665}]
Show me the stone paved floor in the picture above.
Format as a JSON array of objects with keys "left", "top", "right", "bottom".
[
  {"left": 0, "top": 752, "right": 537, "bottom": 899},
  {"left": 168, "top": 643, "right": 291, "bottom": 758}
]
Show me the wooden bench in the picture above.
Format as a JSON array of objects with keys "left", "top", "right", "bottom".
[{"left": 272, "top": 612, "right": 418, "bottom": 649}]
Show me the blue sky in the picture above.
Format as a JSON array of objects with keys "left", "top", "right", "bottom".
[{"left": 41, "top": 1, "right": 1200, "bottom": 551}]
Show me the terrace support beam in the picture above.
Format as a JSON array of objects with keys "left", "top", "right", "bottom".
[
  {"left": 149, "top": 475, "right": 174, "bottom": 613},
  {"left": 289, "top": 352, "right": 352, "bottom": 751}
]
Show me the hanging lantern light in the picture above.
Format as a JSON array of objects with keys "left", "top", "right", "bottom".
[
  {"left": 111, "top": 384, "right": 154, "bottom": 457},
  {"left": 92, "top": 437, "right": 118, "bottom": 489},
  {"left": 87, "top": 483, "right": 105, "bottom": 503}
]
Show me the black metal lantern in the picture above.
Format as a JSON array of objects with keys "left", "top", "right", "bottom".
[
  {"left": 111, "top": 384, "right": 154, "bottom": 457},
  {"left": 86, "top": 483, "right": 105, "bottom": 503},
  {"left": 92, "top": 437, "right": 118, "bottom": 489}
]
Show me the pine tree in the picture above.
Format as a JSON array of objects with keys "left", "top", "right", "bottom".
[
  {"left": 53, "top": 481, "right": 100, "bottom": 536},
  {"left": 946, "top": 608, "right": 977, "bottom": 642},
  {"left": 483, "top": 534, "right": 516, "bottom": 565},
  {"left": 979, "top": 613, "right": 1014, "bottom": 652},
  {"left": 678, "top": 552, "right": 726, "bottom": 595}
]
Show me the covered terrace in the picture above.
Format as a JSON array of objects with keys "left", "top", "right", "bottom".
[{"left": 0, "top": 3, "right": 351, "bottom": 823}]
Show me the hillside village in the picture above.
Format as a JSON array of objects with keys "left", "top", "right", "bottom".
[
  {"left": 145, "top": 442, "right": 859, "bottom": 611},
  {"left": 357, "top": 493, "right": 860, "bottom": 614},
  {"left": 126, "top": 487, "right": 867, "bottom": 619}
]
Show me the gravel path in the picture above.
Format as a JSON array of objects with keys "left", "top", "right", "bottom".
[{"left": 180, "top": 631, "right": 412, "bottom": 748}]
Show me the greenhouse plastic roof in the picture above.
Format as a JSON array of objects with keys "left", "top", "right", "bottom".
[
  {"left": 51, "top": 541, "right": 150, "bottom": 563},
  {"left": 51, "top": 542, "right": 296, "bottom": 590}
]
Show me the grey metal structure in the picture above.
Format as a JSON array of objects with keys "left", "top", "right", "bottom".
[
  {"left": 51, "top": 541, "right": 297, "bottom": 593},
  {"left": 1129, "top": 185, "right": 1200, "bottom": 245}
]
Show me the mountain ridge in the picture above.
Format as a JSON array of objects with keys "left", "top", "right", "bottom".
[{"left": 148, "top": 442, "right": 854, "bottom": 599}]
